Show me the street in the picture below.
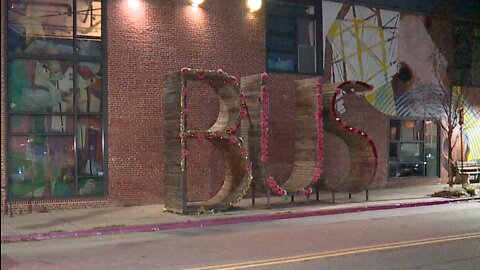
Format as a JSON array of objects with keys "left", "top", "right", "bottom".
[{"left": 2, "top": 202, "right": 480, "bottom": 270}]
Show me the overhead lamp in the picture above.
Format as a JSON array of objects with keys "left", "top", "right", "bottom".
[
  {"left": 246, "top": 0, "right": 262, "bottom": 12},
  {"left": 127, "top": 0, "right": 140, "bottom": 10},
  {"left": 190, "top": 0, "right": 204, "bottom": 7}
]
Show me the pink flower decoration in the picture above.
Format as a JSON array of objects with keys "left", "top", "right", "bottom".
[
  {"left": 261, "top": 85, "right": 269, "bottom": 94},
  {"left": 179, "top": 133, "right": 187, "bottom": 139},
  {"left": 214, "top": 131, "right": 222, "bottom": 137},
  {"left": 197, "top": 133, "right": 205, "bottom": 142},
  {"left": 182, "top": 87, "right": 190, "bottom": 96},
  {"left": 181, "top": 68, "right": 189, "bottom": 75},
  {"left": 261, "top": 84, "right": 270, "bottom": 163},
  {"left": 260, "top": 72, "right": 269, "bottom": 81},
  {"left": 229, "top": 135, "right": 238, "bottom": 144},
  {"left": 239, "top": 92, "right": 246, "bottom": 100},
  {"left": 239, "top": 110, "right": 247, "bottom": 118},
  {"left": 216, "top": 69, "right": 225, "bottom": 76},
  {"left": 267, "top": 176, "right": 275, "bottom": 185},
  {"left": 247, "top": 163, "right": 253, "bottom": 172},
  {"left": 299, "top": 188, "right": 313, "bottom": 196},
  {"left": 228, "top": 76, "right": 237, "bottom": 84},
  {"left": 181, "top": 149, "right": 190, "bottom": 157},
  {"left": 197, "top": 71, "right": 206, "bottom": 79}
]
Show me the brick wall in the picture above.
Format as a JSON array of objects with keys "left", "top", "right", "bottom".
[
  {"left": 106, "top": 0, "right": 268, "bottom": 206},
  {"left": 4, "top": 0, "right": 475, "bottom": 214}
]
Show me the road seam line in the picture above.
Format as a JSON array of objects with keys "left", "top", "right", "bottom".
[{"left": 184, "top": 232, "right": 480, "bottom": 270}]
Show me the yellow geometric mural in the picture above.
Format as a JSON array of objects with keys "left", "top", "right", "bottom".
[{"left": 324, "top": 1, "right": 480, "bottom": 161}]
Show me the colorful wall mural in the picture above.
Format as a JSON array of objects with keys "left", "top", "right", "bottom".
[
  {"left": 323, "top": 1, "right": 480, "bottom": 164},
  {"left": 7, "top": 0, "right": 105, "bottom": 200}
]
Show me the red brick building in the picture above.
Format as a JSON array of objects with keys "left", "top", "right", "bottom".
[{"left": 1, "top": 0, "right": 479, "bottom": 214}]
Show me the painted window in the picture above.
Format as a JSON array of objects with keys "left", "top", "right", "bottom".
[
  {"left": 266, "top": 0, "right": 320, "bottom": 74},
  {"left": 388, "top": 119, "right": 439, "bottom": 178},
  {"left": 7, "top": 0, "right": 105, "bottom": 200}
]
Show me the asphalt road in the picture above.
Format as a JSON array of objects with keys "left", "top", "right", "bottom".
[{"left": 2, "top": 202, "right": 480, "bottom": 270}]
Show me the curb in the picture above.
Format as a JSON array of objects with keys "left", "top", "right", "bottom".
[{"left": 2, "top": 197, "right": 478, "bottom": 244}]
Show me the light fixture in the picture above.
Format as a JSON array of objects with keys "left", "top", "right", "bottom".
[
  {"left": 190, "top": 0, "right": 204, "bottom": 7},
  {"left": 127, "top": 0, "right": 140, "bottom": 9},
  {"left": 246, "top": 0, "right": 262, "bottom": 12}
]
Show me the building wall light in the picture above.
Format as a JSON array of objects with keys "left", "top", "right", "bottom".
[
  {"left": 127, "top": 0, "right": 140, "bottom": 10},
  {"left": 246, "top": 0, "right": 262, "bottom": 12},
  {"left": 190, "top": 0, "right": 205, "bottom": 7}
]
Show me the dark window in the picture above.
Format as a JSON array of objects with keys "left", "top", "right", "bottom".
[
  {"left": 7, "top": 0, "right": 106, "bottom": 200},
  {"left": 389, "top": 119, "right": 439, "bottom": 178},
  {"left": 452, "top": 22, "right": 480, "bottom": 87},
  {"left": 266, "top": 0, "right": 321, "bottom": 74}
]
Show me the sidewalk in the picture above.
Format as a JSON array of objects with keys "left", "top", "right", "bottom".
[{"left": 2, "top": 184, "right": 479, "bottom": 243}]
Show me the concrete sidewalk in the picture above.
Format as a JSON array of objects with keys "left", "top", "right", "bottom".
[{"left": 2, "top": 184, "right": 479, "bottom": 243}]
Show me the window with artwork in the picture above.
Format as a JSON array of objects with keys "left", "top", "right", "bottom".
[
  {"left": 388, "top": 119, "right": 439, "bottom": 178},
  {"left": 7, "top": 0, "right": 106, "bottom": 200},
  {"left": 266, "top": 0, "right": 321, "bottom": 74}
]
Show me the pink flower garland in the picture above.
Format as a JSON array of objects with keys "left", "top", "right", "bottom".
[
  {"left": 181, "top": 149, "right": 190, "bottom": 157},
  {"left": 178, "top": 68, "right": 254, "bottom": 196},
  {"left": 267, "top": 176, "right": 287, "bottom": 196},
  {"left": 331, "top": 81, "right": 378, "bottom": 170},
  {"left": 265, "top": 78, "right": 324, "bottom": 197},
  {"left": 260, "top": 73, "right": 288, "bottom": 196},
  {"left": 260, "top": 84, "right": 269, "bottom": 163},
  {"left": 180, "top": 68, "right": 238, "bottom": 84},
  {"left": 179, "top": 67, "right": 242, "bottom": 159},
  {"left": 298, "top": 79, "right": 323, "bottom": 196}
]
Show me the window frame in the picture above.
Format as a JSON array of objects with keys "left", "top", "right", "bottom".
[
  {"left": 388, "top": 118, "right": 440, "bottom": 179},
  {"left": 265, "top": 0, "right": 323, "bottom": 75},
  {"left": 5, "top": 0, "right": 108, "bottom": 201}
]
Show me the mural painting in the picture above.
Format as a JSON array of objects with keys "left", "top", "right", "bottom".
[
  {"left": 7, "top": 0, "right": 104, "bottom": 200},
  {"left": 323, "top": 1, "right": 480, "bottom": 175}
]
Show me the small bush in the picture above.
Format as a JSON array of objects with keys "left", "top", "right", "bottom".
[{"left": 431, "top": 187, "right": 469, "bottom": 198}]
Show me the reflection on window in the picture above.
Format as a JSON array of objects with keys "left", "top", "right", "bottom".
[
  {"left": 7, "top": 0, "right": 105, "bottom": 200},
  {"left": 9, "top": 136, "right": 76, "bottom": 199},
  {"left": 8, "top": 0, "right": 102, "bottom": 55},
  {"left": 389, "top": 119, "right": 439, "bottom": 178},
  {"left": 10, "top": 115, "right": 75, "bottom": 134},
  {"left": 266, "top": 0, "right": 318, "bottom": 74},
  {"left": 77, "top": 116, "right": 103, "bottom": 176}
]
